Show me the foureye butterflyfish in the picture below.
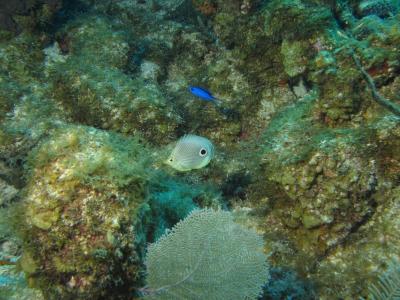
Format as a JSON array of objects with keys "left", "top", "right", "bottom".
[{"left": 165, "top": 135, "right": 214, "bottom": 171}]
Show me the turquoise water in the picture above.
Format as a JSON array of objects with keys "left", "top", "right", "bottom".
[{"left": 0, "top": 0, "right": 400, "bottom": 299}]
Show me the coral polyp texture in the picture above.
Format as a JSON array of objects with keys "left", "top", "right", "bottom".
[{"left": 0, "top": 0, "right": 400, "bottom": 299}]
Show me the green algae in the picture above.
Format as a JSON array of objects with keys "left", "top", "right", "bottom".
[
  {"left": 280, "top": 39, "right": 309, "bottom": 77},
  {"left": 44, "top": 16, "right": 181, "bottom": 144},
  {"left": 19, "top": 125, "right": 151, "bottom": 299},
  {"left": 19, "top": 252, "right": 38, "bottom": 275},
  {"left": 263, "top": 0, "right": 334, "bottom": 40},
  {"left": 30, "top": 210, "right": 60, "bottom": 231}
]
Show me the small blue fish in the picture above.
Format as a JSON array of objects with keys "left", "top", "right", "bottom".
[
  {"left": 189, "top": 86, "right": 221, "bottom": 105},
  {"left": 188, "top": 85, "right": 240, "bottom": 120}
]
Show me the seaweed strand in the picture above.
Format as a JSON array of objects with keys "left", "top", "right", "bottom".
[{"left": 350, "top": 51, "right": 400, "bottom": 117}]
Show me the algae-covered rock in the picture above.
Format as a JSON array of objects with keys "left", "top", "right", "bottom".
[
  {"left": 309, "top": 11, "right": 400, "bottom": 124},
  {"left": 0, "top": 33, "right": 45, "bottom": 122},
  {"left": 46, "top": 16, "right": 181, "bottom": 144},
  {"left": 20, "top": 125, "right": 151, "bottom": 299},
  {"left": 0, "top": 0, "right": 62, "bottom": 35},
  {"left": 256, "top": 94, "right": 378, "bottom": 253},
  {"left": 263, "top": 0, "right": 334, "bottom": 40},
  {"left": 250, "top": 92, "right": 400, "bottom": 297},
  {"left": 280, "top": 39, "right": 308, "bottom": 77},
  {"left": 1, "top": 203, "right": 44, "bottom": 300},
  {"left": 19, "top": 252, "right": 38, "bottom": 275},
  {"left": 0, "top": 29, "right": 69, "bottom": 171},
  {"left": 312, "top": 185, "right": 400, "bottom": 298},
  {"left": 0, "top": 179, "right": 18, "bottom": 205}
]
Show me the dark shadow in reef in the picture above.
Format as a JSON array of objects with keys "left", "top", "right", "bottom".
[
  {"left": 222, "top": 171, "right": 253, "bottom": 203},
  {"left": 0, "top": 0, "right": 90, "bottom": 38},
  {"left": 261, "top": 266, "right": 317, "bottom": 300},
  {"left": 45, "top": 0, "right": 90, "bottom": 34}
]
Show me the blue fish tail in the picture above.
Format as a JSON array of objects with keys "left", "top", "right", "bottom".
[{"left": 212, "top": 97, "right": 223, "bottom": 106}]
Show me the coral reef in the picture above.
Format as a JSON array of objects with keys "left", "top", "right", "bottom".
[{"left": 0, "top": 0, "right": 399, "bottom": 299}]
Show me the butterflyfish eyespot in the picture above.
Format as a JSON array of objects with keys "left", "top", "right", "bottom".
[{"left": 199, "top": 148, "right": 207, "bottom": 157}]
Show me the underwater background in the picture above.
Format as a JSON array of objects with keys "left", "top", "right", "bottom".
[{"left": 1, "top": 0, "right": 400, "bottom": 299}]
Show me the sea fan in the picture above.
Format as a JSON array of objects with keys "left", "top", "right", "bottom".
[
  {"left": 369, "top": 259, "right": 400, "bottom": 300},
  {"left": 143, "top": 208, "right": 269, "bottom": 300}
]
